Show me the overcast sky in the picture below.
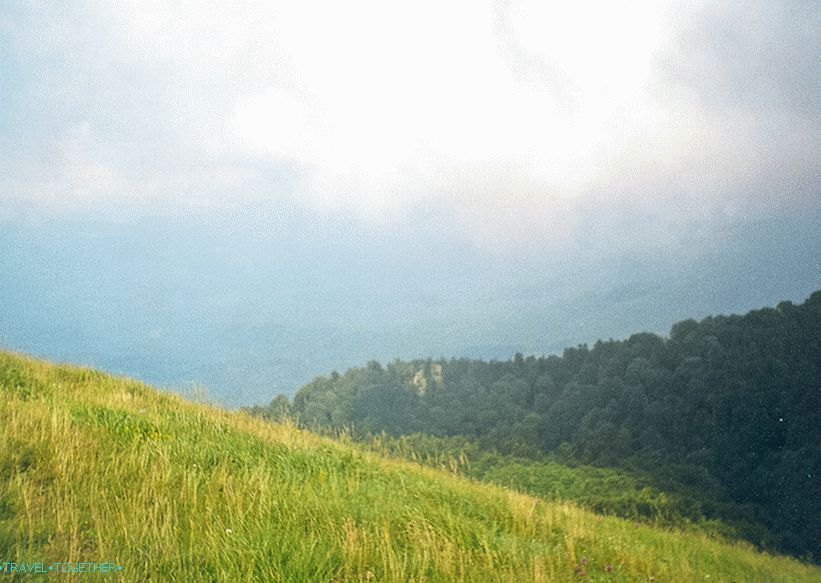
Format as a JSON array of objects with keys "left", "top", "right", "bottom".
[
  {"left": 3, "top": 0, "right": 817, "bottom": 248},
  {"left": 1, "top": 1, "right": 819, "bottom": 404}
]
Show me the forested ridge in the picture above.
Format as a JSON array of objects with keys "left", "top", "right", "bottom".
[{"left": 253, "top": 292, "right": 821, "bottom": 560}]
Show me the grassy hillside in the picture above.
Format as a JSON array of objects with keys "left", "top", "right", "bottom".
[
  {"left": 281, "top": 293, "right": 821, "bottom": 559},
  {"left": 348, "top": 433, "right": 771, "bottom": 546},
  {"left": 1, "top": 351, "right": 819, "bottom": 582}
]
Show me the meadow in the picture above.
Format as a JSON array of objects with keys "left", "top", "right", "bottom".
[{"left": 2, "top": 350, "right": 819, "bottom": 582}]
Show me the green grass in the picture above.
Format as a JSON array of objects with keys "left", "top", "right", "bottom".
[
  {"left": 1, "top": 351, "right": 819, "bottom": 582},
  {"left": 350, "top": 433, "right": 772, "bottom": 546}
]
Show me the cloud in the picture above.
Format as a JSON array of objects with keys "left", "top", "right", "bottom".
[
  {"left": 0, "top": 0, "right": 818, "bottom": 251},
  {"left": 659, "top": 0, "right": 820, "bottom": 116}
]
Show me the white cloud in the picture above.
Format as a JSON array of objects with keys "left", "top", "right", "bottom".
[
  {"left": 215, "top": 1, "right": 679, "bottom": 222},
  {"left": 1, "top": 0, "right": 818, "bottom": 250},
  {"left": 2, "top": 124, "right": 123, "bottom": 208}
]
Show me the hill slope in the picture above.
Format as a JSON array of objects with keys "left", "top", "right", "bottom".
[
  {"left": 1, "top": 352, "right": 819, "bottom": 582},
  {"left": 281, "top": 292, "right": 821, "bottom": 559}
]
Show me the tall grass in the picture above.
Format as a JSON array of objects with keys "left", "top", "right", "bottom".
[
  {"left": 1, "top": 351, "right": 819, "bottom": 582},
  {"left": 347, "top": 432, "right": 772, "bottom": 546}
]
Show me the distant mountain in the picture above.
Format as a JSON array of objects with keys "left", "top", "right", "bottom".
[{"left": 2, "top": 207, "right": 820, "bottom": 407}]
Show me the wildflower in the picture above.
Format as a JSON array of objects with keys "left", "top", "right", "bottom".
[
  {"left": 575, "top": 558, "right": 589, "bottom": 576},
  {"left": 225, "top": 528, "right": 233, "bottom": 534},
  {"left": 574, "top": 564, "right": 587, "bottom": 577}
]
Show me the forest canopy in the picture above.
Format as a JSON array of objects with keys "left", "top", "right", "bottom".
[{"left": 252, "top": 292, "right": 821, "bottom": 560}]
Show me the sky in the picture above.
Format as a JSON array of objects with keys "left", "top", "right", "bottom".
[{"left": 1, "top": 1, "right": 819, "bottom": 406}]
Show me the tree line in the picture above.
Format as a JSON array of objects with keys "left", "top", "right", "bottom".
[{"left": 249, "top": 291, "right": 821, "bottom": 561}]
